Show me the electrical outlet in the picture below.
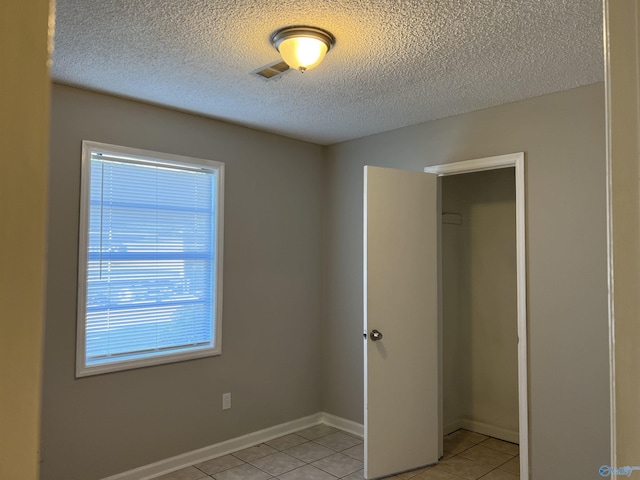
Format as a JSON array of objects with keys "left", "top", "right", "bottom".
[{"left": 222, "top": 392, "right": 231, "bottom": 410}]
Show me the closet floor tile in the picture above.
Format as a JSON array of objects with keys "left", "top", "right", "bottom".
[
  {"left": 431, "top": 456, "right": 494, "bottom": 480},
  {"left": 479, "top": 438, "right": 520, "bottom": 457},
  {"left": 497, "top": 457, "right": 521, "bottom": 475},
  {"left": 458, "top": 445, "right": 514, "bottom": 468}
]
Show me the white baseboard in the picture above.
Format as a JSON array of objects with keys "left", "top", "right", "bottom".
[
  {"left": 101, "top": 412, "right": 363, "bottom": 480},
  {"left": 444, "top": 419, "right": 464, "bottom": 436},
  {"left": 320, "top": 412, "right": 364, "bottom": 438},
  {"left": 445, "top": 418, "right": 519, "bottom": 444}
]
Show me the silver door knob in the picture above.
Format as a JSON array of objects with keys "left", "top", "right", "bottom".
[{"left": 370, "top": 329, "right": 383, "bottom": 341}]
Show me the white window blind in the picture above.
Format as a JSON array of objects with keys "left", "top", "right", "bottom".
[{"left": 77, "top": 142, "right": 224, "bottom": 376}]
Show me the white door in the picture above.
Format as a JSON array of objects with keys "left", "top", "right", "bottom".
[{"left": 364, "top": 166, "right": 439, "bottom": 479}]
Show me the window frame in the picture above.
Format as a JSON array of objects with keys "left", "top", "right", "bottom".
[{"left": 76, "top": 141, "right": 225, "bottom": 377}]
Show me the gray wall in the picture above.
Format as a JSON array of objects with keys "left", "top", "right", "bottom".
[
  {"left": 43, "top": 84, "right": 324, "bottom": 480},
  {"left": 323, "top": 83, "right": 609, "bottom": 479},
  {"left": 442, "top": 169, "right": 519, "bottom": 438},
  {"left": 44, "top": 82, "right": 610, "bottom": 480}
]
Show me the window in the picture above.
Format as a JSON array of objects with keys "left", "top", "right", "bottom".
[{"left": 76, "top": 141, "right": 224, "bottom": 377}]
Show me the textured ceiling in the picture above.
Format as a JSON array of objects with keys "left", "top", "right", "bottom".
[{"left": 52, "top": 0, "right": 603, "bottom": 145}]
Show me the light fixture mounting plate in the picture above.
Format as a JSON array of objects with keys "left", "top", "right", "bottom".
[{"left": 270, "top": 25, "right": 336, "bottom": 52}]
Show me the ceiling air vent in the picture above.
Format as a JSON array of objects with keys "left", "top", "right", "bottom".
[{"left": 252, "top": 61, "right": 291, "bottom": 80}]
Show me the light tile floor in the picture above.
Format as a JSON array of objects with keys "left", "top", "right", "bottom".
[{"left": 151, "top": 426, "right": 520, "bottom": 480}]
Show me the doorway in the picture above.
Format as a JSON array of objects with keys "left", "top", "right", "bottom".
[
  {"left": 441, "top": 167, "right": 519, "bottom": 461},
  {"left": 425, "top": 153, "right": 528, "bottom": 478},
  {"left": 363, "top": 153, "right": 528, "bottom": 479}
]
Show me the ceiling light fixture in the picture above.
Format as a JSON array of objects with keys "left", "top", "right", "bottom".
[{"left": 270, "top": 26, "right": 336, "bottom": 73}]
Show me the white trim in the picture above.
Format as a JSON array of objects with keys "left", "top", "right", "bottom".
[
  {"left": 320, "top": 412, "right": 364, "bottom": 438},
  {"left": 76, "top": 141, "right": 92, "bottom": 374},
  {"left": 101, "top": 413, "right": 328, "bottom": 480},
  {"left": 424, "top": 152, "right": 523, "bottom": 176},
  {"left": 443, "top": 420, "right": 464, "bottom": 437},
  {"left": 437, "top": 175, "right": 444, "bottom": 460},
  {"left": 425, "top": 152, "right": 529, "bottom": 480},
  {"left": 602, "top": 0, "right": 617, "bottom": 474},
  {"left": 76, "top": 140, "right": 225, "bottom": 377},
  {"left": 444, "top": 419, "right": 519, "bottom": 445},
  {"left": 362, "top": 166, "right": 370, "bottom": 468}
]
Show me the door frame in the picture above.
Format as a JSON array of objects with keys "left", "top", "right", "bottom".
[{"left": 425, "top": 152, "right": 528, "bottom": 480}]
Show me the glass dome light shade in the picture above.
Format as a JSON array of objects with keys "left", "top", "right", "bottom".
[
  {"left": 271, "top": 26, "right": 335, "bottom": 73},
  {"left": 278, "top": 36, "right": 328, "bottom": 72}
]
